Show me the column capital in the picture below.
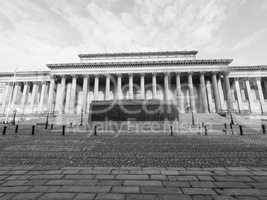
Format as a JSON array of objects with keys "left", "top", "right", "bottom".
[
  {"left": 187, "top": 72, "right": 193, "bottom": 76},
  {"left": 70, "top": 74, "right": 78, "bottom": 78},
  {"left": 40, "top": 81, "right": 47, "bottom": 85},
  {"left": 234, "top": 77, "right": 239, "bottom": 81},
  {"left": 256, "top": 77, "right": 262, "bottom": 81},
  {"left": 223, "top": 71, "right": 230, "bottom": 76}
]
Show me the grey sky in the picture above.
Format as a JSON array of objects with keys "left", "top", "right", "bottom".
[{"left": 0, "top": 0, "right": 267, "bottom": 71}]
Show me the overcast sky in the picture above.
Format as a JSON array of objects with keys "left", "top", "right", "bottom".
[{"left": 0, "top": 0, "right": 267, "bottom": 72}]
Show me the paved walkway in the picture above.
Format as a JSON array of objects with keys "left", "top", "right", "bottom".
[
  {"left": 0, "top": 167, "right": 266, "bottom": 200},
  {"left": 1, "top": 135, "right": 267, "bottom": 167}
]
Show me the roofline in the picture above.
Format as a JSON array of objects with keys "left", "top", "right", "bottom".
[
  {"left": 230, "top": 65, "right": 267, "bottom": 70},
  {"left": 0, "top": 70, "right": 50, "bottom": 76},
  {"left": 47, "top": 59, "right": 233, "bottom": 69},
  {"left": 78, "top": 50, "right": 199, "bottom": 58}
]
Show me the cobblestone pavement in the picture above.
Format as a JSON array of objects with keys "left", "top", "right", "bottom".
[
  {"left": 0, "top": 166, "right": 266, "bottom": 199},
  {"left": 1, "top": 135, "right": 267, "bottom": 167},
  {"left": 1, "top": 134, "right": 267, "bottom": 199}
]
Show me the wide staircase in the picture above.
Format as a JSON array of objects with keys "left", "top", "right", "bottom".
[{"left": 179, "top": 113, "right": 228, "bottom": 125}]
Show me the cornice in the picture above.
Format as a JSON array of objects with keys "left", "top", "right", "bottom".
[
  {"left": 47, "top": 59, "right": 233, "bottom": 69},
  {"left": 230, "top": 65, "right": 267, "bottom": 71},
  {"left": 78, "top": 50, "right": 198, "bottom": 58}
]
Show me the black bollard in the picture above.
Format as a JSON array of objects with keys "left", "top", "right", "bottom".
[
  {"left": 15, "top": 125, "right": 18, "bottom": 133},
  {"left": 32, "top": 125, "right": 35, "bottom": 136},
  {"left": 230, "top": 123, "right": 233, "bottom": 135},
  {"left": 50, "top": 124, "right": 54, "bottom": 130},
  {"left": 94, "top": 125, "right": 97, "bottom": 136},
  {"left": 62, "top": 125, "right": 65, "bottom": 136},
  {"left": 224, "top": 123, "right": 227, "bottom": 134},
  {"left": 204, "top": 125, "right": 208, "bottom": 136},
  {"left": 239, "top": 125, "right": 243, "bottom": 136},
  {"left": 262, "top": 124, "right": 266, "bottom": 134},
  {"left": 2, "top": 126, "right": 7, "bottom": 135},
  {"left": 170, "top": 126, "right": 173, "bottom": 136}
]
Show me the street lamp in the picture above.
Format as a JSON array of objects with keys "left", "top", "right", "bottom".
[{"left": 80, "top": 108, "right": 83, "bottom": 126}]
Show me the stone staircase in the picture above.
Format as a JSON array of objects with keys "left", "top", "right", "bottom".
[{"left": 179, "top": 113, "right": 229, "bottom": 125}]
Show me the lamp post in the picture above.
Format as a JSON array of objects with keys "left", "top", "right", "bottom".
[
  {"left": 192, "top": 110, "right": 195, "bottom": 126},
  {"left": 12, "top": 109, "right": 17, "bottom": 125},
  {"left": 45, "top": 112, "right": 49, "bottom": 129},
  {"left": 230, "top": 111, "right": 234, "bottom": 125},
  {"left": 80, "top": 108, "right": 83, "bottom": 126}
]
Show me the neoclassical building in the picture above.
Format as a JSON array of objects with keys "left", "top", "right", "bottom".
[{"left": 0, "top": 50, "right": 266, "bottom": 122}]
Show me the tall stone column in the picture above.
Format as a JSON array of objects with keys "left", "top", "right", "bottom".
[
  {"left": 200, "top": 73, "right": 208, "bottom": 113},
  {"left": 60, "top": 76, "right": 66, "bottom": 114},
  {"left": 152, "top": 73, "right": 157, "bottom": 99},
  {"left": 11, "top": 83, "right": 20, "bottom": 108},
  {"left": 1, "top": 84, "right": 10, "bottom": 112},
  {"left": 256, "top": 78, "right": 266, "bottom": 114},
  {"left": 94, "top": 75, "right": 99, "bottom": 101},
  {"left": 217, "top": 77, "right": 226, "bottom": 110},
  {"left": 31, "top": 82, "right": 38, "bottom": 112},
  {"left": 224, "top": 73, "right": 234, "bottom": 111},
  {"left": 38, "top": 82, "right": 47, "bottom": 112},
  {"left": 105, "top": 75, "right": 110, "bottom": 101},
  {"left": 55, "top": 83, "right": 61, "bottom": 112},
  {"left": 140, "top": 74, "right": 145, "bottom": 99},
  {"left": 206, "top": 80, "right": 213, "bottom": 113},
  {"left": 21, "top": 82, "right": 29, "bottom": 112},
  {"left": 212, "top": 73, "right": 221, "bottom": 112},
  {"left": 48, "top": 78, "right": 55, "bottom": 113},
  {"left": 129, "top": 74, "right": 134, "bottom": 99},
  {"left": 234, "top": 78, "right": 243, "bottom": 112},
  {"left": 83, "top": 75, "right": 89, "bottom": 113},
  {"left": 176, "top": 73, "right": 183, "bottom": 112},
  {"left": 188, "top": 73, "right": 196, "bottom": 113},
  {"left": 164, "top": 73, "right": 169, "bottom": 102},
  {"left": 117, "top": 74, "right": 122, "bottom": 100},
  {"left": 65, "top": 83, "right": 71, "bottom": 113},
  {"left": 245, "top": 79, "right": 253, "bottom": 112},
  {"left": 70, "top": 76, "right": 77, "bottom": 113}
]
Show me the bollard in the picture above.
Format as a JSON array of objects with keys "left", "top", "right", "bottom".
[
  {"left": 262, "top": 124, "right": 266, "bottom": 134},
  {"left": 32, "top": 125, "right": 35, "bottom": 136},
  {"left": 15, "top": 125, "right": 18, "bottom": 133},
  {"left": 204, "top": 125, "right": 208, "bottom": 136},
  {"left": 2, "top": 126, "right": 7, "bottom": 135},
  {"left": 224, "top": 123, "right": 227, "bottom": 134},
  {"left": 94, "top": 125, "right": 97, "bottom": 136},
  {"left": 62, "top": 125, "right": 65, "bottom": 136},
  {"left": 239, "top": 125, "right": 243, "bottom": 136},
  {"left": 50, "top": 124, "right": 54, "bottom": 130},
  {"left": 170, "top": 126, "right": 173, "bottom": 136},
  {"left": 230, "top": 123, "right": 233, "bottom": 135}
]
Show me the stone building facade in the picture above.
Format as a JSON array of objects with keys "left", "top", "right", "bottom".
[{"left": 0, "top": 50, "right": 266, "bottom": 119}]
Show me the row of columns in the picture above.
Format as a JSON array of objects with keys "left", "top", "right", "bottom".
[
  {"left": 4, "top": 72, "right": 265, "bottom": 115},
  {"left": 1, "top": 81, "right": 54, "bottom": 114},
  {"left": 56, "top": 72, "right": 232, "bottom": 114}
]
